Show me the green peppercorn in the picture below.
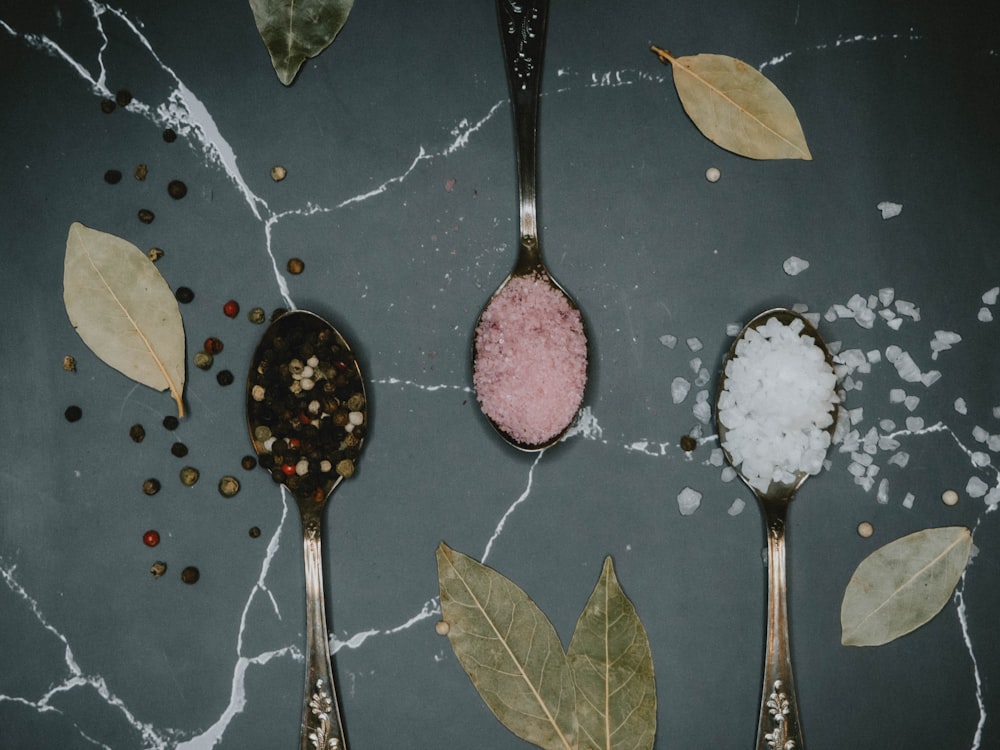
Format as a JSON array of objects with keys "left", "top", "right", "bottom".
[
  {"left": 171, "top": 442, "right": 189, "bottom": 458},
  {"left": 335, "top": 459, "right": 355, "bottom": 478},
  {"left": 216, "top": 370, "right": 234, "bottom": 386},
  {"left": 167, "top": 179, "right": 187, "bottom": 199},
  {"left": 218, "top": 476, "right": 240, "bottom": 498},
  {"left": 241, "top": 455, "right": 257, "bottom": 470},
  {"left": 64, "top": 405, "right": 82, "bottom": 422},
  {"left": 194, "top": 351, "right": 213, "bottom": 370},
  {"left": 181, "top": 566, "right": 200, "bottom": 584},
  {"left": 175, "top": 287, "right": 195, "bottom": 304},
  {"left": 179, "top": 466, "right": 200, "bottom": 486},
  {"left": 137, "top": 208, "right": 155, "bottom": 224},
  {"left": 129, "top": 423, "right": 146, "bottom": 443},
  {"left": 104, "top": 169, "right": 122, "bottom": 184},
  {"left": 247, "top": 307, "right": 266, "bottom": 324},
  {"left": 162, "top": 415, "right": 179, "bottom": 430},
  {"left": 142, "top": 478, "right": 161, "bottom": 495}
]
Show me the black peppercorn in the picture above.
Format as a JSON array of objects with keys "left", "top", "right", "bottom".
[
  {"left": 162, "top": 128, "right": 177, "bottom": 143},
  {"left": 134, "top": 163, "right": 148, "bottom": 181},
  {"left": 104, "top": 169, "right": 122, "bottom": 184},
  {"left": 241, "top": 455, "right": 257, "bottom": 470},
  {"left": 137, "top": 209, "right": 155, "bottom": 224},
  {"left": 248, "top": 526, "right": 261, "bottom": 538},
  {"left": 100, "top": 98, "right": 116, "bottom": 113},
  {"left": 680, "top": 435, "right": 697, "bottom": 452},
  {"left": 216, "top": 370, "right": 234, "bottom": 386},
  {"left": 162, "top": 415, "right": 179, "bottom": 430},
  {"left": 115, "top": 89, "right": 132, "bottom": 107},
  {"left": 129, "top": 423, "right": 146, "bottom": 443},
  {"left": 170, "top": 442, "right": 189, "bottom": 458},
  {"left": 142, "top": 478, "right": 161, "bottom": 496},
  {"left": 167, "top": 179, "right": 187, "bottom": 199},
  {"left": 64, "top": 405, "right": 82, "bottom": 422},
  {"left": 175, "top": 287, "right": 195, "bottom": 304},
  {"left": 181, "top": 566, "right": 200, "bottom": 584}
]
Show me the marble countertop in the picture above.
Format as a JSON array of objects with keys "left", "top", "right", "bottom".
[{"left": 2, "top": 1, "right": 998, "bottom": 748}]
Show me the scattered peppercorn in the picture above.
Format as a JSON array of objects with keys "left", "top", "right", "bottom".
[
  {"left": 680, "top": 435, "right": 697, "bottom": 452},
  {"left": 62, "top": 355, "right": 77, "bottom": 372},
  {"left": 142, "top": 478, "right": 161, "bottom": 496},
  {"left": 270, "top": 307, "right": 288, "bottom": 322},
  {"left": 435, "top": 620, "right": 451, "bottom": 636},
  {"left": 162, "top": 128, "right": 177, "bottom": 143},
  {"left": 241, "top": 455, "right": 257, "bottom": 470},
  {"left": 179, "top": 466, "right": 200, "bottom": 486},
  {"left": 167, "top": 179, "right": 187, "bottom": 199},
  {"left": 181, "top": 566, "right": 200, "bottom": 584},
  {"left": 137, "top": 208, "right": 155, "bottom": 224},
  {"left": 175, "top": 286, "right": 195, "bottom": 304},
  {"left": 218, "top": 475, "right": 240, "bottom": 498},
  {"left": 204, "top": 337, "right": 224, "bottom": 355},
  {"left": 143, "top": 529, "right": 160, "bottom": 547},
  {"left": 248, "top": 526, "right": 261, "bottom": 538},
  {"left": 64, "top": 405, "right": 82, "bottom": 422},
  {"left": 857, "top": 521, "right": 874, "bottom": 538},
  {"left": 247, "top": 307, "right": 266, "bottom": 324},
  {"left": 223, "top": 300, "right": 240, "bottom": 318},
  {"left": 100, "top": 98, "right": 116, "bottom": 113},
  {"left": 150, "top": 561, "right": 167, "bottom": 578},
  {"left": 134, "top": 163, "right": 148, "bottom": 180},
  {"left": 286, "top": 257, "right": 304, "bottom": 275},
  {"left": 942, "top": 489, "right": 959, "bottom": 506},
  {"left": 336, "top": 459, "right": 355, "bottom": 478},
  {"left": 129, "top": 424, "right": 146, "bottom": 443},
  {"left": 194, "top": 351, "right": 214, "bottom": 370},
  {"left": 147, "top": 247, "right": 164, "bottom": 262},
  {"left": 216, "top": 369, "right": 234, "bottom": 386},
  {"left": 162, "top": 415, "right": 179, "bottom": 430},
  {"left": 104, "top": 169, "right": 122, "bottom": 184},
  {"left": 115, "top": 89, "right": 132, "bottom": 107},
  {"left": 170, "top": 442, "right": 189, "bottom": 458},
  {"left": 271, "top": 165, "right": 287, "bottom": 181}
]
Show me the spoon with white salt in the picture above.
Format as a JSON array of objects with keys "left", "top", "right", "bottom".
[
  {"left": 716, "top": 307, "right": 839, "bottom": 750},
  {"left": 472, "top": 0, "right": 589, "bottom": 452}
]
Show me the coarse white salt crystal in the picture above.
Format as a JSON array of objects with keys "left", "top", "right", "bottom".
[
  {"left": 892, "top": 352, "right": 923, "bottom": 383},
  {"left": 985, "top": 487, "right": 1000, "bottom": 507},
  {"left": 849, "top": 407, "right": 864, "bottom": 424},
  {"left": 692, "top": 398, "right": 712, "bottom": 424},
  {"left": 877, "top": 201, "right": 902, "bottom": 219},
  {"left": 972, "top": 452, "right": 991, "bottom": 468},
  {"left": 695, "top": 368, "right": 711, "bottom": 387},
  {"left": 727, "top": 498, "right": 746, "bottom": 515},
  {"left": 852, "top": 451, "right": 873, "bottom": 466},
  {"left": 988, "top": 435, "right": 1000, "bottom": 452},
  {"left": 904, "top": 395, "right": 920, "bottom": 411},
  {"left": 979, "top": 307, "right": 994, "bottom": 322},
  {"left": 709, "top": 447, "right": 725, "bottom": 466},
  {"left": 902, "top": 492, "right": 915, "bottom": 509},
  {"left": 687, "top": 337, "right": 703, "bottom": 352},
  {"left": 677, "top": 486, "right": 703, "bottom": 516},
  {"left": 880, "top": 419, "right": 896, "bottom": 431},
  {"left": 877, "top": 479, "right": 889, "bottom": 504},
  {"left": 889, "top": 388, "right": 907, "bottom": 404},
  {"left": 930, "top": 330, "right": 961, "bottom": 360},
  {"left": 720, "top": 466, "right": 737, "bottom": 482},
  {"left": 659, "top": 334, "right": 678, "bottom": 348},
  {"left": 921, "top": 370, "right": 941, "bottom": 387},
  {"left": 726, "top": 323, "right": 742, "bottom": 336},
  {"left": 887, "top": 317, "right": 903, "bottom": 331},
  {"left": 879, "top": 288, "right": 895, "bottom": 307},
  {"left": 783, "top": 256, "right": 810, "bottom": 275},
  {"left": 848, "top": 461, "right": 866, "bottom": 478},
  {"left": 885, "top": 345, "right": 902, "bottom": 363},
  {"left": 955, "top": 398, "right": 968, "bottom": 414},
  {"left": 984, "top": 287, "right": 1000, "bottom": 305},
  {"left": 856, "top": 475, "right": 875, "bottom": 492},
  {"left": 671, "top": 376, "right": 691, "bottom": 404},
  {"left": 973, "top": 426, "right": 990, "bottom": 443},
  {"left": 966, "top": 476, "right": 989, "bottom": 498},
  {"left": 689, "top": 357, "right": 702, "bottom": 374},
  {"left": 895, "top": 300, "right": 920, "bottom": 320},
  {"left": 905, "top": 416, "right": 924, "bottom": 431},
  {"left": 888, "top": 452, "right": 910, "bottom": 468},
  {"left": 878, "top": 435, "right": 901, "bottom": 451}
]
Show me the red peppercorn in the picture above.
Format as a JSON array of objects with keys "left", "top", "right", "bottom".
[
  {"left": 204, "top": 337, "right": 224, "bottom": 355},
  {"left": 297, "top": 412, "right": 312, "bottom": 425},
  {"left": 282, "top": 463, "right": 296, "bottom": 476},
  {"left": 143, "top": 530, "right": 160, "bottom": 547},
  {"left": 223, "top": 300, "right": 240, "bottom": 318},
  {"left": 288, "top": 437, "right": 301, "bottom": 449}
]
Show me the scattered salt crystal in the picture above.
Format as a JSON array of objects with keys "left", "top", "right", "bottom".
[
  {"left": 979, "top": 307, "right": 994, "bottom": 322},
  {"left": 895, "top": 300, "right": 920, "bottom": 320},
  {"left": 855, "top": 475, "right": 875, "bottom": 492},
  {"left": 973, "top": 426, "right": 990, "bottom": 443},
  {"left": 902, "top": 492, "right": 915, "bottom": 509},
  {"left": 985, "top": 487, "right": 1000, "bottom": 507},
  {"left": 848, "top": 407, "right": 864, "bottom": 425},
  {"left": 720, "top": 466, "right": 737, "bottom": 482},
  {"left": 971, "top": 452, "right": 991, "bottom": 468},
  {"left": 889, "top": 388, "right": 907, "bottom": 404},
  {"left": 905, "top": 416, "right": 924, "bottom": 431},
  {"left": 920, "top": 370, "right": 941, "bottom": 387},
  {"left": 687, "top": 337, "right": 703, "bottom": 352},
  {"left": 848, "top": 461, "right": 866, "bottom": 478},
  {"left": 878, "top": 436, "right": 900, "bottom": 451},
  {"left": 877, "top": 479, "right": 889, "bottom": 504},
  {"left": 891, "top": 351, "right": 923, "bottom": 383},
  {"left": 692, "top": 397, "right": 712, "bottom": 424},
  {"left": 994, "top": 406, "right": 1000, "bottom": 419},
  {"left": 966, "top": 476, "right": 989, "bottom": 498},
  {"left": 689, "top": 357, "right": 702, "bottom": 374},
  {"left": 878, "top": 288, "right": 895, "bottom": 307},
  {"left": 879, "top": 419, "right": 896, "bottom": 431},
  {"left": 983, "top": 287, "right": 1000, "bottom": 305},
  {"left": 887, "top": 317, "right": 903, "bottom": 330},
  {"left": 694, "top": 368, "right": 711, "bottom": 387},
  {"left": 988, "top": 434, "right": 1000, "bottom": 452},
  {"left": 930, "top": 330, "right": 961, "bottom": 360},
  {"left": 888, "top": 452, "right": 910, "bottom": 468},
  {"left": 783, "top": 256, "right": 810, "bottom": 276},
  {"left": 671, "top": 377, "right": 691, "bottom": 404},
  {"left": 904, "top": 395, "right": 920, "bottom": 411},
  {"left": 676, "top": 486, "right": 703, "bottom": 516},
  {"left": 709, "top": 447, "right": 725, "bottom": 466},
  {"left": 877, "top": 201, "right": 903, "bottom": 219},
  {"left": 659, "top": 334, "right": 678, "bottom": 348},
  {"left": 727, "top": 498, "right": 746, "bottom": 516},
  {"left": 726, "top": 323, "right": 742, "bottom": 336},
  {"left": 955, "top": 398, "right": 968, "bottom": 414}
]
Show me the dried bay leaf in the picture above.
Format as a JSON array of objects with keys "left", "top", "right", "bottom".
[
  {"left": 567, "top": 557, "right": 656, "bottom": 750},
  {"left": 841, "top": 526, "right": 972, "bottom": 647},
  {"left": 249, "top": 0, "right": 354, "bottom": 86},
  {"left": 63, "top": 222, "right": 186, "bottom": 417},
  {"left": 651, "top": 47, "right": 812, "bottom": 160},
  {"left": 436, "top": 543, "right": 577, "bottom": 750}
]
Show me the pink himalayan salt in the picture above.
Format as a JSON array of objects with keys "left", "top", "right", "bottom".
[{"left": 474, "top": 275, "right": 588, "bottom": 445}]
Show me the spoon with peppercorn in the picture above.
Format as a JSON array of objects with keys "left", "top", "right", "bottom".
[
  {"left": 246, "top": 309, "right": 367, "bottom": 750},
  {"left": 471, "top": 0, "right": 589, "bottom": 452},
  {"left": 716, "top": 308, "right": 839, "bottom": 750}
]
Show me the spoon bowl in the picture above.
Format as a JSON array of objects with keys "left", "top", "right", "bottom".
[
  {"left": 472, "top": 0, "right": 589, "bottom": 451},
  {"left": 716, "top": 307, "right": 838, "bottom": 750},
  {"left": 246, "top": 309, "right": 367, "bottom": 750}
]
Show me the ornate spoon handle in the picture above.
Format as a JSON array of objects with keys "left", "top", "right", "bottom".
[
  {"left": 300, "top": 514, "right": 346, "bottom": 750},
  {"left": 757, "top": 502, "right": 804, "bottom": 750}
]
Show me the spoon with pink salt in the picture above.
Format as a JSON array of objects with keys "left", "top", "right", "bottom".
[{"left": 472, "top": 0, "right": 589, "bottom": 451}]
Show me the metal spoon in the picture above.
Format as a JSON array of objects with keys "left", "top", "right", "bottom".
[
  {"left": 716, "top": 308, "right": 838, "bottom": 750},
  {"left": 246, "top": 309, "right": 367, "bottom": 750},
  {"left": 472, "top": 0, "right": 588, "bottom": 451}
]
